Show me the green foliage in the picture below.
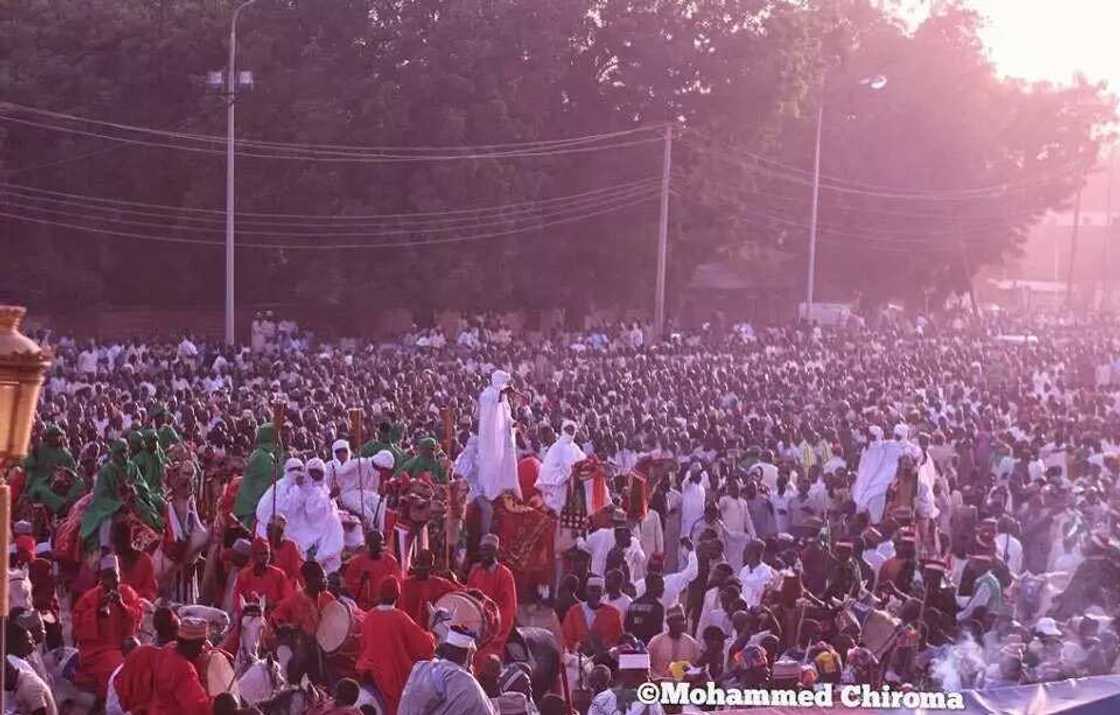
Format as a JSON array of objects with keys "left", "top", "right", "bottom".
[{"left": 0, "top": 0, "right": 1114, "bottom": 317}]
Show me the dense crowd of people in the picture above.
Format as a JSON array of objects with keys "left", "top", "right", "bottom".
[{"left": 6, "top": 312, "right": 1120, "bottom": 715}]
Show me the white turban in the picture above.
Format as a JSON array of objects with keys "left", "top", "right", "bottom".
[
  {"left": 306, "top": 457, "right": 326, "bottom": 474},
  {"left": 332, "top": 439, "right": 350, "bottom": 454},
  {"left": 490, "top": 370, "right": 511, "bottom": 389},
  {"left": 893, "top": 423, "right": 910, "bottom": 440},
  {"left": 561, "top": 419, "right": 578, "bottom": 435},
  {"left": 869, "top": 425, "right": 884, "bottom": 440},
  {"left": 372, "top": 450, "right": 395, "bottom": 470},
  {"left": 284, "top": 458, "right": 305, "bottom": 475}
]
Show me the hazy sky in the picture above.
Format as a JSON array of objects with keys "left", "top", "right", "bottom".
[{"left": 950, "top": 0, "right": 1120, "bottom": 91}]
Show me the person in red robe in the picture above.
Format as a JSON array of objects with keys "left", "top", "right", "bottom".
[
  {"left": 356, "top": 576, "right": 435, "bottom": 715},
  {"left": 271, "top": 560, "right": 335, "bottom": 636},
  {"left": 112, "top": 520, "right": 158, "bottom": 602},
  {"left": 561, "top": 575, "right": 623, "bottom": 654},
  {"left": 233, "top": 537, "right": 293, "bottom": 615},
  {"left": 399, "top": 549, "right": 459, "bottom": 627},
  {"left": 71, "top": 554, "right": 144, "bottom": 697},
  {"left": 517, "top": 453, "right": 541, "bottom": 503},
  {"left": 267, "top": 514, "right": 305, "bottom": 588},
  {"left": 343, "top": 529, "right": 401, "bottom": 611},
  {"left": 466, "top": 533, "right": 517, "bottom": 663},
  {"left": 113, "top": 616, "right": 213, "bottom": 715}
]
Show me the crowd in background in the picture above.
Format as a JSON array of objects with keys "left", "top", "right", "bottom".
[{"left": 6, "top": 310, "right": 1120, "bottom": 714}]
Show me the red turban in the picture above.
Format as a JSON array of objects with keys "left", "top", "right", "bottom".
[{"left": 379, "top": 575, "right": 401, "bottom": 601}]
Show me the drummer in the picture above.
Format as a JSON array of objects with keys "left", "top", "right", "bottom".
[
  {"left": 113, "top": 616, "right": 213, "bottom": 715},
  {"left": 343, "top": 528, "right": 401, "bottom": 611},
  {"left": 466, "top": 534, "right": 517, "bottom": 666},
  {"left": 272, "top": 560, "right": 335, "bottom": 637}
]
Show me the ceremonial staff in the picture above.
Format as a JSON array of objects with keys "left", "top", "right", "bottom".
[
  {"left": 270, "top": 399, "right": 287, "bottom": 523},
  {"left": 349, "top": 407, "right": 365, "bottom": 525}
]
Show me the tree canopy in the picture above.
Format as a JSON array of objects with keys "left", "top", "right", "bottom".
[{"left": 1, "top": 0, "right": 1114, "bottom": 323}]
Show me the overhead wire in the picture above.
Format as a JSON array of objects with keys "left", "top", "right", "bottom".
[
  {"left": 0, "top": 105, "right": 666, "bottom": 162},
  {"left": 677, "top": 133, "right": 1087, "bottom": 201},
  {"left": 0, "top": 190, "right": 657, "bottom": 250},
  {"left": 1, "top": 181, "right": 660, "bottom": 239},
  {"left": 0, "top": 177, "right": 654, "bottom": 224}
]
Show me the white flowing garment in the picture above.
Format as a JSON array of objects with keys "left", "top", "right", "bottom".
[
  {"left": 328, "top": 444, "right": 384, "bottom": 530},
  {"left": 256, "top": 475, "right": 345, "bottom": 573},
  {"left": 537, "top": 432, "right": 586, "bottom": 513},
  {"left": 476, "top": 370, "right": 522, "bottom": 500},
  {"left": 852, "top": 438, "right": 908, "bottom": 523}
]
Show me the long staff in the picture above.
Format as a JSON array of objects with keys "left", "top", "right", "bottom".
[
  {"left": 349, "top": 407, "right": 365, "bottom": 523},
  {"left": 270, "top": 400, "right": 287, "bottom": 524}
]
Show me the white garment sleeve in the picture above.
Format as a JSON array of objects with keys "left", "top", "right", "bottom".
[{"left": 660, "top": 549, "right": 699, "bottom": 608}]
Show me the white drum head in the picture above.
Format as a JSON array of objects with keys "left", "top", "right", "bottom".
[{"left": 316, "top": 600, "right": 352, "bottom": 653}]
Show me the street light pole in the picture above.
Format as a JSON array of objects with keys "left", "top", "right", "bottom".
[
  {"left": 654, "top": 124, "right": 672, "bottom": 339},
  {"left": 805, "top": 104, "right": 824, "bottom": 315},
  {"left": 803, "top": 75, "right": 885, "bottom": 321},
  {"left": 225, "top": 0, "right": 258, "bottom": 346}
]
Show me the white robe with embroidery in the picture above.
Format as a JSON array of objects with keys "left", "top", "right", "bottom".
[{"left": 476, "top": 371, "right": 522, "bottom": 500}]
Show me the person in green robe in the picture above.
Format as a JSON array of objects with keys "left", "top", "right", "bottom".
[
  {"left": 233, "top": 423, "right": 283, "bottom": 530},
  {"left": 359, "top": 421, "right": 406, "bottom": 465},
  {"left": 396, "top": 437, "right": 448, "bottom": 483},
  {"left": 79, "top": 439, "right": 165, "bottom": 550},
  {"left": 157, "top": 423, "right": 182, "bottom": 451},
  {"left": 132, "top": 428, "right": 166, "bottom": 499},
  {"left": 22, "top": 424, "right": 77, "bottom": 514},
  {"left": 127, "top": 430, "right": 144, "bottom": 458}
]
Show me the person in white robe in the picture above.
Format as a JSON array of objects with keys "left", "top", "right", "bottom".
[
  {"left": 852, "top": 425, "right": 909, "bottom": 524},
  {"left": 585, "top": 520, "right": 647, "bottom": 584},
  {"left": 633, "top": 542, "right": 698, "bottom": 610},
  {"left": 476, "top": 370, "right": 522, "bottom": 501},
  {"left": 679, "top": 466, "right": 706, "bottom": 543},
  {"left": 536, "top": 420, "right": 586, "bottom": 514},
  {"left": 302, "top": 457, "right": 347, "bottom": 573},
  {"left": 256, "top": 458, "right": 346, "bottom": 573},
  {"left": 328, "top": 439, "right": 386, "bottom": 531}
]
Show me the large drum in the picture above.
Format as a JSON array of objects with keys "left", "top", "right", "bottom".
[
  {"left": 316, "top": 600, "right": 365, "bottom": 678},
  {"left": 433, "top": 590, "right": 501, "bottom": 647},
  {"left": 201, "top": 649, "right": 239, "bottom": 697}
]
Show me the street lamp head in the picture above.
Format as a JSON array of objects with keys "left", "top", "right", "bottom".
[
  {"left": 0, "top": 306, "right": 52, "bottom": 463},
  {"left": 237, "top": 70, "right": 255, "bottom": 90},
  {"left": 860, "top": 75, "right": 888, "bottom": 91},
  {"left": 207, "top": 71, "right": 225, "bottom": 91}
]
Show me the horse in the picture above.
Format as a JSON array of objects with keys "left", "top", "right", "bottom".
[{"left": 233, "top": 604, "right": 287, "bottom": 704}]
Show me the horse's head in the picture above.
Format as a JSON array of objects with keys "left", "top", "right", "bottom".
[{"left": 239, "top": 609, "right": 266, "bottom": 662}]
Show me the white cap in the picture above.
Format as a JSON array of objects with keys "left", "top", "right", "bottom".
[
  {"left": 618, "top": 653, "right": 651, "bottom": 670},
  {"left": 893, "top": 423, "right": 910, "bottom": 439},
  {"left": 284, "top": 458, "right": 305, "bottom": 474},
  {"left": 586, "top": 575, "right": 605, "bottom": 588},
  {"left": 444, "top": 629, "right": 477, "bottom": 649},
  {"left": 332, "top": 439, "right": 350, "bottom": 453},
  {"left": 306, "top": 457, "right": 327, "bottom": 474},
  {"left": 372, "top": 450, "right": 395, "bottom": 469},
  {"left": 99, "top": 554, "right": 120, "bottom": 573},
  {"left": 1035, "top": 617, "right": 1062, "bottom": 637}
]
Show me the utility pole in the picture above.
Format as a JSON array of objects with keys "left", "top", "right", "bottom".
[
  {"left": 805, "top": 104, "right": 824, "bottom": 317},
  {"left": 225, "top": 0, "right": 258, "bottom": 346},
  {"left": 1104, "top": 146, "right": 1115, "bottom": 310},
  {"left": 654, "top": 123, "right": 672, "bottom": 339},
  {"left": 1066, "top": 186, "right": 1083, "bottom": 307}
]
